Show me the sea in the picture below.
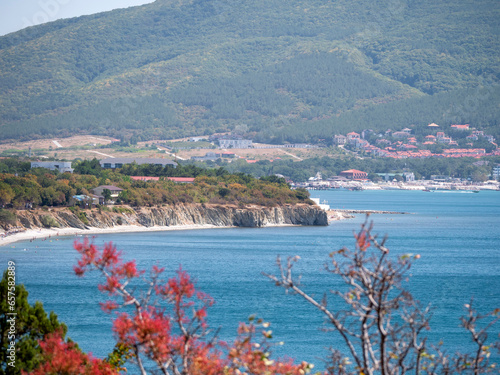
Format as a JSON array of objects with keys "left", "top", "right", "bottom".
[{"left": 1, "top": 190, "right": 499, "bottom": 370}]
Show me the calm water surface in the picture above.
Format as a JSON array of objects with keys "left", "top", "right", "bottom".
[{"left": 1, "top": 190, "right": 499, "bottom": 369}]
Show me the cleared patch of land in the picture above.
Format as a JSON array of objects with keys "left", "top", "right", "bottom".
[{"left": 0, "top": 135, "right": 339, "bottom": 162}]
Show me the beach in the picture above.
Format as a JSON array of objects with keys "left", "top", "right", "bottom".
[{"left": 0, "top": 222, "right": 300, "bottom": 247}]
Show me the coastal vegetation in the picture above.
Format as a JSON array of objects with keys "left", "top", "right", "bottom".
[
  {"left": 0, "top": 271, "right": 69, "bottom": 375},
  {"left": 0, "top": 0, "right": 498, "bottom": 142},
  {"left": 0, "top": 159, "right": 313, "bottom": 229}
]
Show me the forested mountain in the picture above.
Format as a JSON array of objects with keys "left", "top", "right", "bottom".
[{"left": 0, "top": 0, "right": 499, "bottom": 142}]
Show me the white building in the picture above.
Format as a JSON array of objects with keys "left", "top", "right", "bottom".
[
  {"left": 99, "top": 158, "right": 177, "bottom": 169},
  {"left": 219, "top": 139, "right": 253, "bottom": 149},
  {"left": 31, "top": 161, "right": 74, "bottom": 173},
  {"left": 493, "top": 165, "right": 500, "bottom": 180}
]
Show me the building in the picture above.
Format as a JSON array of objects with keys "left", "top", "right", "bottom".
[
  {"left": 339, "top": 169, "right": 368, "bottom": 180},
  {"left": 92, "top": 185, "right": 123, "bottom": 198},
  {"left": 392, "top": 131, "right": 410, "bottom": 139},
  {"left": 346, "top": 132, "right": 360, "bottom": 142},
  {"left": 70, "top": 194, "right": 101, "bottom": 206},
  {"left": 403, "top": 172, "right": 415, "bottom": 182},
  {"left": 334, "top": 135, "right": 347, "bottom": 146},
  {"left": 451, "top": 124, "right": 470, "bottom": 130},
  {"left": 189, "top": 137, "right": 208, "bottom": 142},
  {"left": 130, "top": 176, "right": 160, "bottom": 182},
  {"left": 167, "top": 177, "right": 195, "bottom": 183},
  {"left": 310, "top": 198, "right": 330, "bottom": 211},
  {"left": 99, "top": 158, "right": 177, "bottom": 169},
  {"left": 31, "top": 161, "right": 74, "bottom": 173},
  {"left": 191, "top": 152, "right": 221, "bottom": 162},
  {"left": 492, "top": 165, "right": 500, "bottom": 180},
  {"left": 219, "top": 139, "right": 253, "bottom": 149}
]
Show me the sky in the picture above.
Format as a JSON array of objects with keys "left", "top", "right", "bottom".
[{"left": 0, "top": 0, "right": 155, "bottom": 36}]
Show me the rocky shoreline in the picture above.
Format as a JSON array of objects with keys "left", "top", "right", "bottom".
[{"left": 0, "top": 203, "right": 329, "bottom": 245}]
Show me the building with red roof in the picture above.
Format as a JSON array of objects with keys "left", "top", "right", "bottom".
[
  {"left": 131, "top": 176, "right": 160, "bottom": 181},
  {"left": 339, "top": 169, "right": 368, "bottom": 180},
  {"left": 451, "top": 124, "right": 469, "bottom": 130}
]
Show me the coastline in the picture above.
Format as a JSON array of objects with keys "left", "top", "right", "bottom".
[{"left": 0, "top": 222, "right": 302, "bottom": 247}]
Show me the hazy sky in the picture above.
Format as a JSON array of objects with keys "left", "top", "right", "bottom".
[{"left": 0, "top": 0, "right": 155, "bottom": 36}]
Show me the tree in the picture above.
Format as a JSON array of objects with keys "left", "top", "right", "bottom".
[
  {"left": 0, "top": 270, "right": 67, "bottom": 374},
  {"left": 102, "top": 189, "right": 112, "bottom": 204},
  {"left": 67, "top": 239, "right": 314, "bottom": 375},
  {"left": 26, "top": 331, "right": 118, "bottom": 375},
  {"left": 265, "top": 218, "right": 500, "bottom": 375}
]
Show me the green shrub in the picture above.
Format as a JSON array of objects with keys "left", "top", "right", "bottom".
[
  {"left": 0, "top": 209, "right": 17, "bottom": 226},
  {"left": 77, "top": 212, "right": 89, "bottom": 226},
  {"left": 112, "top": 207, "right": 134, "bottom": 214},
  {"left": 40, "top": 215, "right": 60, "bottom": 228}
]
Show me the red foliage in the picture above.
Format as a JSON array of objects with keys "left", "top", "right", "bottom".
[
  {"left": 66, "top": 240, "right": 314, "bottom": 374},
  {"left": 24, "top": 331, "right": 118, "bottom": 375}
]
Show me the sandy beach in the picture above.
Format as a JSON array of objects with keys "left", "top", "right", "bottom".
[
  {"left": 0, "top": 223, "right": 303, "bottom": 247},
  {"left": 0, "top": 224, "right": 232, "bottom": 247}
]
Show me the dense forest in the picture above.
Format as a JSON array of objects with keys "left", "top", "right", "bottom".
[{"left": 0, "top": 0, "right": 498, "bottom": 142}]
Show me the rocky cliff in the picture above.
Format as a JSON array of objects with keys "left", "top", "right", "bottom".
[{"left": 7, "top": 204, "right": 328, "bottom": 232}]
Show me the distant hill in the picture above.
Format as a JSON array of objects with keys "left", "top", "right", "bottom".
[{"left": 0, "top": 0, "right": 499, "bottom": 143}]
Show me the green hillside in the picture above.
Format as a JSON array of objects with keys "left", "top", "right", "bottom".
[{"left": 0, "top": 0, "right": 499, "bottom": 142}]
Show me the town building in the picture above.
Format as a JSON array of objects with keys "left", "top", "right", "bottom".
[
  {"left": 346, "top": 132, "right": 360, "bottom": 142},
  {"left": 392, "top": 131, "right": 410, "bottom": 139},
  {"left": 191, "top": 152, "right": 220, "bottom": 162},
  {"left": 218, "top": 139, "right": 253, "bottom": 149},
  {"left": 339, "top": 169, "right": 368, "bottom": 180},
  {"left": 492, "top": 165, "right": 500, "bottom": 180},
  {"left": 31, "top": 161, "right": 74, "bottom": 173},
  {"left": 333, "top": 135, "right": 347, "bottom": 146},
  {"left": 451, "top": 124, "right": 470, "bottom": 130},
  {"left": 99, "top": 158, "right": 177, "bottom": 169}
]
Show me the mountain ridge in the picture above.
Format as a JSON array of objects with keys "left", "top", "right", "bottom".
[{"left": 1, "top": 0, "right": 499, "bottom": 142}]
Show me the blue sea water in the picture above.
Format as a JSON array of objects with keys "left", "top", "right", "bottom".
[{"left": 1, "top": 190, "right": 499, "bottom": 370}]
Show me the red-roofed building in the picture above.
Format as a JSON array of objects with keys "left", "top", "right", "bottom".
[
  {"left": 339, "top": 169, "right": 368, "bottom": 180},
  {"left": 346, "top": 132, "right": 360, "bottom": 141},
  {"left": 451, "top": 124, "right": 470, "bottom": 130},
  {"left": 245, "top": 159, "right": 258, "bottom": 163},
  {"left": 131, "top": 176, "right": 160, "bottom": 182}
]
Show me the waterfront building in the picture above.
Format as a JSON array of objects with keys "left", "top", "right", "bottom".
[
  {"left": 339, "top": 169, "right": 368, "bottom": 180},
  {"left": 493, "top": 165, "right": 500, "bottom": 180}
]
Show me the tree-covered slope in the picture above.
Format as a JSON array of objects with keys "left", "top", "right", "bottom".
[{"left": 0, "top": 0, "right": 498, "bottom": 142}]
